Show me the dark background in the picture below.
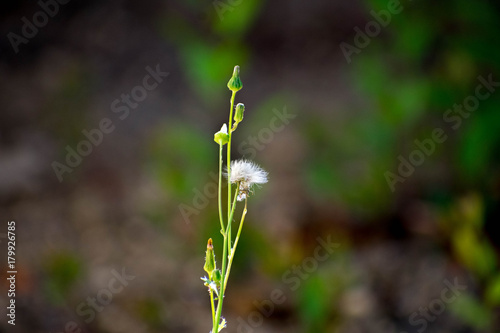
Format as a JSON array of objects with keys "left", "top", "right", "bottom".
[{"left": 1, "top": 0, "right": 500, "bottom": 332}]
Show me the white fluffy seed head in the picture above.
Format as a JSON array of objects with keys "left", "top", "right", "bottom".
[
  {"left": 225, "top": 160, "right": 268, "bottom": 200},
  {"left": 228, "top": 160, "right": 268, "bottom": 185}
]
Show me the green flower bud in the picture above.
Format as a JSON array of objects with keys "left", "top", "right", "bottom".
[
  {"left": 214, "top": 124, "right": 229, "bottom": 145},
  {"left": 234, "top": 103, "right": 245, "bottom": 123},
  {"left": 227, "top": 65, "right": 243, "bottom": 92},
  {"left": 213, "top": 269, "right": 222, "bottom": 285},
  {"left": 203, "top": 238, "right": 216, "bottom": 277}
]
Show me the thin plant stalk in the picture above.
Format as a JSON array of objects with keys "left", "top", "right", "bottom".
[
  {"left": 226, "top": 91, "right": 236, "bottom": 239},
  {"left": 223, "top": 198, "right": 247, "bottom": 288},
  {"left": 218, "top": 144, "right": 225, "bottom": 233},
  {"left": 209, "top": 290, "right": 216, "bottom": 328},
  {"left": 213, "top": 88, "right": 236, "bottom": 333},
  {"left": 213, "top": 231, "right": 227, "bottom": 333},
  {"left": 213, "top": 186, "right": 238, "bottom": 333}
]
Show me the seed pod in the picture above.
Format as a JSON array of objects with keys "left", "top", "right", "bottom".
[
  {"left": 227, "top": 66, "right": 243, "bottom": 92},
  {"left": 203, "top": 238, "right": 216, "bottom": 277},
  {"left": 234, "top": 103, "right": 245, "bottom": 123}
]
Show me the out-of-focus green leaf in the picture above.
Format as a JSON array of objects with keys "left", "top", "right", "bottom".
[
  {"left": 458, "top": 103, "right": 500, "bottom": 182},
  {"left": 354, "top": 57, "right": 430, "bottom": 127},
  {"left": 485, "top": 274, "right": 500, "bottom": 306},
  {"left": 211, "top": 0, "right": 264, "bottom": 38},
  {"left": 180, "top": 41, "right": 248, "bottom": 100},
  {"left": 457, "top": 194, "right": 483, "bottom": 229},
  {"left": 449, "top": 293, "right": 492, "bottom": 329},
  {"left": 298, "top": 274, "right": 330, "bottom": 332},
  {"left": 392, "top": 15, "right": 434, "bottom": 62},
  {"left": 452, "top": 227, "right": 496, "bottom": 278},
  {"left": 44, "top": 253, "right": 83, "bottom": 305},
  {"left": 147, "top": 122, "right": 213, "bottom": 199},
  {"left": 303, "top": 110, "right": 397, "bottom": 216}
]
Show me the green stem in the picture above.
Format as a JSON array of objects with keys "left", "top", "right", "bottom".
[
  {"left": 209, "top": 290, "right": 216, "bottom": 328},
  {"left": 213, "top": 90, "right": 237, "bottom": 333},
  {"left": 213, "top": 186, "right": 239, "bottom": 333},
  {"left": 227, "top": 91, "right": 236, "bottom": 226},
  {"left": 226, "top": 182, "right": 240, "bottom": 278},
  {"left": 213, "top": 232, "right": 227, "bottom": 333},
  {"left": 226, "top": 92, "right": 236, "bottom": 273},
  {"left": 227, "top": 185, "right": 240, "bottom": 259},
  {"left": 223, "top": 198, "right": 247, "bottom": 289},
  {"left": 218, "top": 144, "right": 225, "bottom": 233}
]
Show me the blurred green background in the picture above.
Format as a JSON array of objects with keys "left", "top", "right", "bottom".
[{"left": 1, "top": 0, "right": 499, "bottom": 332}]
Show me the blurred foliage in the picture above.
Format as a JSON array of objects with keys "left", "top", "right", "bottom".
[
  {"left": 148, "top": 121, "right": 213, "bottom": 201},
  {"left": 449, "top": 294, "right": 493, "bottom": 330},
  {"left": 354, "top": 0, "right": 500, "bottom": 328},
  {"left": 303, "top": 0, "right": 500, "bottom": 217},
  {"left": 158, "top": 0, "right": 263, "bottom": 102},
  {"left": 43, "top": 252, "right": 83, "bottom": 305},
  {"left": 439, "top": 194, "right": 499, "bottom": 329},
  {"left": 298, "top": 274, "right": 330, "bottom": 331}
]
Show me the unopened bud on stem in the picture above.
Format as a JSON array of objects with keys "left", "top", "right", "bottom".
[
  {"left": 204, "top": 238, "right": 216, "bottom": 278},
  {"left": 227, "top": 65, "right": 243, "bottom": 92},
  {"left": 234, "top": 103, "right": 245, "bottom": 123},
  {"left": 214, "top": 124, "right": 229, "bottom": 145}
]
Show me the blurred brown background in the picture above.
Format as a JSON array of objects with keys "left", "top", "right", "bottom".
[{"left": 1, "top": 0, "right": 500, "bottom": 332}]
